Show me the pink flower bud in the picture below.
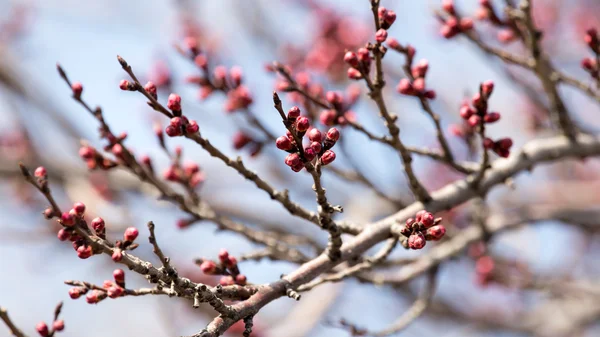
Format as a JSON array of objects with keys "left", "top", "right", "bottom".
[
  {"left": 484, "top": 112, "right": 500, "bottom": 123},
  {"left": 482, "top": 80, "right": 494, "bottom": 96},
  {"left": 442, "top": 0, "right": 455, "bottom": 14},
  {"left": 460, "top": 106, "right": 475, "bottom": 119},
  {"left": 440, "top": 24, "right": 457, "bottom": 39},
  {"left": 71, "top": 82, "right": 83, "bottom": 97},
  {"left": 124, "top": 227, "right": 139, "bottom": 242},
  {"left": 375, "top": 29, "right": 388, "bottom": 43},
  {"left": 378, "top": 7, "right": 387, "bottom": 18},
  {"left": 235, "top": 274, "right": 247, "bottom": 286},
  {"left": 295, "top": 116, "right": 310, "bottom": 132},
  {"left": 397, "top": 79, "right": 414, "bottom": 95},
  {"left": 285, "top": 153, "right": 301, "bottom": 167},
  {"left": 73, "top": 202, "right": 86, "bottom": 215},
  {"left": 426, "top": 225, "right": 446, "bottom": 240},
  {"left": 77, "top": 245, "right": 93, "bottom": 259},
  {"left": 119, "top": 79, "right": 130, "bottom": 91},
  {"left": 61, "top": 212, "right": 75, "bottom": 227},
  {"left": 165, "top": 125, "right": 179, "bottom": 137},
  {"left": 86, "top": 291, "right": 99, "bottom": 304},
  {"left": 347, "top": 68, "right": 362, "bottom": 80},
  {"left": 424, "top": 90, "right": 436, "bottom": 99},
  {"left": 218, "top": 248, "right": 229, "bottom": 261},
  {"left": 144, "top": 81, "right": 157, "bottom": 98},
  {"left": 498, "top": 29, "right": 516, "bottom": 43},
  {"left": 308, "top": 128, "right": 323, "bottom": 143},
  {"left": 184, "top": 36, "right": 199, "bottom": 53},
  {"left": 310, "top": 141, "right": 322, "bottom": 153},
  {"left": 288, "top": 106, "right": 301, "bottom": 119},
  {"left": 384, "top": 10, "right": 396, "bottom": 25},
  {"left": 386, "top": 37, "right": 401, "bottom": 49},
  {"left": 320, "top": 150, "right": 336, "bottom": 165},
  {"left": 113, "top": 269, "right": 125, "bottom": 283},
  {"left": 112, "top": 249, "right": 123, "bottom": 262},
  {"left": 276, "top": 136, "right": 293, "bottom": 151},
  {"left": 230, "top": 66, "right": 243, "bottom": 86},
  {"left": 194, "top": 54, "right": 208, "bottom": 69},
  {"left": 304, "top": 147, "right": 316, "bottom": 161},
  {"left": 344, "top": 51, "right": 359, "bottom": 67},
  {"left": 421, "top": 212, "right": 434, "bottom": 227},
  {"left": 167, "top": 93, "right": 182, "bottom": 111},
  {"left": 111, "top": 144, "right": 124, "bottom": 157},
  {"left": 68, "top": 288, "right": 81, "bottom": 299},
  {"left": 496, "top": 138, "right": 513, "bottom": 150},
  {"left": 412, "top": 59, "right": 429, "bottom": 78},
  {"left": 319, "top": 109, "right": 337, "bottom": 126},
  {"left": 36, "top": 322, "right": 49, "bottom": 337},
  {"left": 219, "top": 276, "right": 235, "bottom": 286},
  {"left": 200, "top": 260, "right": 217, "bottom": 274},
  {"left": 326, "top": 91, "right": 342, "bottom": 105},
  {"left": 408, "top": 232, "right": 426, "bottom": 249},
  {"left": 357, "top": 48, "right": 370, "bottom": 63},
  {"left": 186, "top": 120, "right": 199, "bottom": 134},
  {"left": 412, "top": 78, "right": 426, "bottom": 92},
  {"left": 34, "top": 166, "right": 47, "bottom": 178},
  {"left": 468, "top": 115, "right": 481, "bottom": 127},
  {"left": 326, "top": 128, "right": 340, "bottom": 142},
  {"left": 57, "top": 228, "right": 70, "bottom": 241},
  {"left": 79, "top": 146, "right": 95, "bottom": 160},
  {"left": 107, "top": 286, "right": 124, "bottom": 298},
  {"left": 581, "top": 57, "right": 596, "bottom": 71}
]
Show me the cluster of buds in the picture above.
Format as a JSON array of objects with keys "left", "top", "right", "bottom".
[
  {"left": 344, "top": 47, "right": 371, "bottom": 80},
  {"left": 197, "top": 249, "right": 247, "bottom": 286},
  {"left": 439, "top": 0, "right": 474, "bottom": 39},
  {"left": 162, "top": 150, "right": 205, "bottom": 190},
  {"left": 396, "top": 58, "right": 437, "bottom": 99},
  {"left": 276, "top": 106, "right": 339, "bottom": 172},
  {"left": 51, "top": 201, "right": 96, "bottom": 260},
  {"left": 475, "top": 0, "right": 518, "bottom": 44},
  {"left": 459, "top": 80, "right": 513, "bottom": 157},
  {"left": 377, "top": 6, "right": 397, "bottom": 30},
  {"left": 398, "top": 210, "right": 446, "bottom": 250},
  {"left": 69, "top": 269, "right": 128, "bottom": 305},
  {"left": 35, "top": 320, "right": 64, "bottom": 337},
  {"left": 318, "top": 90, "right": 358, "bottom": 126},
  {"left": 165, "top": 109, "right": 200, "bottom": 137},
  {"left": 581, "top": 28, "right": 599, "bottom": 80},
  {"left": 110, "top": 226, "right": 139, "bottom": 262},
  {"left": 78, "top": 144, "right": 118, "bottom": 171}
]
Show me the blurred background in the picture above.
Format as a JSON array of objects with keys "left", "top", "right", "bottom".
[{"left": 1, "top": 0, "right": 600, "bottom": 336}]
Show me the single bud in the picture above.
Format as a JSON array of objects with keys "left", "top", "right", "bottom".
[
  {"left": 52, "top": 320, "right": 65, "bottom": 332},
  {"left": 378, "top": 6, "right": 387, "bottom": 18},
  {"left": 412, "top": 59, "right": 429, "bottom": 78},
  {"left": 124, "top": 227, "right": 139, "bottom": 242},
  {"left": 384, "top": 10, "right": 396, "bottom": 26},
  {"left": 408, "top": 232, "right": 426, "bottom": 249},
  {"left": 326, "top": 128, "right": 340, "bottom": 142},
  {"left": 218, "top": 248, "right": 229, "bottom": 262},
  {"left": 320, "top": 150, "right": 336, "bottom": 165},
  {"left": 412, "top": 78, "right": 425, "bottom": 92},
  {"left": 235, "top": 274, "right": 247, "bottom": 286},
  {"left": 442, "top": 0, "right": 455, "bottom": 14},
  {"left": 61, "top": 212, "right": 75, "bottom": 227},
  {"left": 57, "top": 228, "right": 70, "bottom": 241},
  {"left": 308, "top": 128, "right": 323, "bottom": 143},
  {"left": 112, "top": 249, "right": 123, "bottom": 262},
  {"left": 85, "top": 291, "right": 99, "bottom": 304},
  {"left": 498, "top": 29, "right": 516, "bottom": 43},
  {"left": 200, "top": 260, "right": 217, "bottom": 274},
  {"left": 167, "top": 93, "right": 182, "bottom": 111},
  {"left": 482, "top": 80, "right": 494, "bottom": 96},
  {"left": 34, "top": 166, "right": 47, "bottom": 178},
  {"left": 496, "top": 138, "right": 513, "bottom": 150},
  {"left": 230, "top": 66, "right": 243, "bottom": 86},
  {"left": 319, "top": 109, "right": 337, "bottom": 126},
  {"left": 36, "top": 322, "right": 49, "bottom": 337},
  {"left": 310, "top": 141, "right": 322, "bottom": 153},
  {"left": 581, "top": 57, "right": 596, "bottom": 71},
  {"left": 326, "top": 91, "right": 342, "bottom": 105},
  {"left": 421, "top": 212, "right": 434, "bottom": 227},
  {"left": 113, "top": 269, "right": 125, "bottom": 283},
  {"left": 347, "top": 68, "right": 362, "bottom": 80},
  {"left": 119, "top": 79, "right": 131, "bottom": 91},
  {"left": 79, "top": 146, "right": 95, "bottom": 160},
  {"left": 460, "top": 106, "right": 475, "bottom": 119},
  {"left": 71, "top": 82, "right": 83, "bottom": 97},
  {"left": 225, "top": 256, "right": 238, "bottom": 268},
  {"left": 184, "top": 36, "right": 199, "bottom": 54},
  {"left": 186, "top": 120, "right": 199, "bottom": 134},
  {"left": 304, "top": 147, "right": 316, "bottom": 161},
  {"left": 357, "top": 48, "right": 370, "bottom": 63},
  {"left": 276, "top": 136, "right": 293, "bottom": 151},
  {"left": 284, "top": 153, "right": 301, "bottom": 167},
  {"left": 344, "top": 51, "right": 359, "bottom": 67},
  {"left": 484, "top": 112, "right": 501, "bottom": 123},
  {"left": 460, "top": 18, "right": 474, "bottom": 31},
  {"left": 375, "top": 29, "right": 388, "bottom": 43},
  {"left": 468, "top": 115, "right": 481, "bottom": 127},
  {"left": 288, "top": 106, "right": 301, "bottom": 119},
  {"left": 68, "top": 287, "right": 81, "bottom": 299},
  {"left": 386, "top": 37, "right": 401, "bottom": 50},
  {"left": 295, "top": 116, "right": 310, "bottom": 132},
  {"left": 194, "top": 54, "right": 208, "bottom": 69},
  {"left": 77, "top": 245, "right": 93, "bottom": 259},
  {"left": 107, "top": 286, "right": 124, "bottom": 298},
  {"left": 73, "top": 202, "right": 86, "bottom": 215},
  {"left": 397, "top": 79, "right": 414, "bottom": 95},
  {"left": 424, "top": 90, "right": 436, "bottom": 99},
  {"left": 426, "top": 225, "right": 446, "bottom": 241},
  {"left": 219, "top": 276, "right": 235, "bottom": 286},
  {"left": 483, "top": 137, "right": 494, "bottom": 149},
  {"left": 144, "top": 81, "right": 157, "bottom": 99}
]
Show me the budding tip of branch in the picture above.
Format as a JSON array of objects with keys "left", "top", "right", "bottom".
[
  {"left": 18, "top": 162, "right": 30, "bottom": 177},
  {"left": 117, "top": 55, "right": 128, "bottom": 68}
]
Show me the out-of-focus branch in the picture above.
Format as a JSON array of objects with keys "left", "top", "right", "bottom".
[{"left": 0, "top": 307, "right": 26, "bottom": 337}]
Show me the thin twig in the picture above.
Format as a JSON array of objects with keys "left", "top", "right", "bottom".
[{"left": 0, "top": 307, "right": 27, "bottom": 337}]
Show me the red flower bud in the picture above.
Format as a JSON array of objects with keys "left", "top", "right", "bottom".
[
  {"left": 484, "top": 112, "right": 500, "bottom": 123},
  {"left": 326, "top": 128, "right": 340, "bottom": 142},
  {"left": 77, "top": 245, "right": 92, "bottom": 259},
  {"left": 79, "top": 146, "right": 95, "bottom": 160},
  {"left": 235, "top": 274, "right": 247, "bottom": 286},
  {"left": 71, "top": 82, "right": 83, "bottom": 97},
  {"left": 421, "top": 212, "right": 434, "bottom": 227},
  {"left": 219, "top": 276, "right": 235, "bottom": 286},
  {"left": 119, "top": 79, "right": 130, "bottom": 91},
  {"left": 34, "top": 166, "right": 47, "bottom": 178},
  {"left": 295, "top": 116, "right": 310, "bottom": 132},
  {"left": 107, "top": 286, "right": 124, "bottom": 298},
  {"left": 308, "top": 128, "right": 323, "bottom": 143},
  {"left": 200, "top": 260, "right": 217, "bottom": 274},
  {"left": 276, "top": 136, "right": 293, "bottom": 151},
  {"left": 310, "top": 141, "right": 322, "bottom": 153},
  {"left": 375, "top": 29, "right": 388, "bottom": 43},
  {"left": 482, "top": 80, "right": 494, "bottom": 96},
  {"left": 304, "top": 147, "right": 316, "bottom": 161},
  {"left": 468, "top": 115, "right": 481, "bottom": 127},
  {"left": 73, "top": 202, "right": 86, "bottom": 215},
  {"left": 124, "top": 227, "right": 139, "bottom": 242},
  {"left": 144, "top": 81, "right": 157, "bottom": 98},
  {"left": 284, "top": 153, "right": 301, "bottom": 167},
  {"left": 344, "top": 51, "right": 359, "bottom": 67},
  {"left": 61, "top": 212, "right": 75, "bottom": 227},
  {"left": 408, "top": 232, "right": 426, "bottom": 249},
  {"left": 167, "top": 93, "right": 182, "bottom": 111},
  {"left": 113, "top": 269, "right": 125, "bottom": 283},
  {"left": 426, "top": 225, "right": 446, "bottom": 240},
  {"left": 186, "top": 120, "right": 199, "bottom": 133},
  {"left": 288, "top": 106, "right": 301, "bottom": 119},
  {"left": 69, "top": 288, "right": 81, "bottom": 299},
  {"left": 483, "top": 137, "right": 494, "bottom": 149},
  {"left": 112, "top": 249, "right": 123, "bottom": 262},
  {"left": 319, "top": 109, "right": 337, "bottom": 126},
  {"left": 397, "top": 79, "right": 414, "bottom": 95},
  {"left": 233, "top": 132, "right": 253, "bottom": 150},
  {"left": 57, "top": 228, "right": 70, "bottom": 241},
  {"left": 347, "top": 68, "right": 362, "bottom": 80},
  {"left": 36, "top": 322, "right": 49, "bottom": 337},
  {"left": 320, "top": 150, "right": 336, "bottom": 165}
]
